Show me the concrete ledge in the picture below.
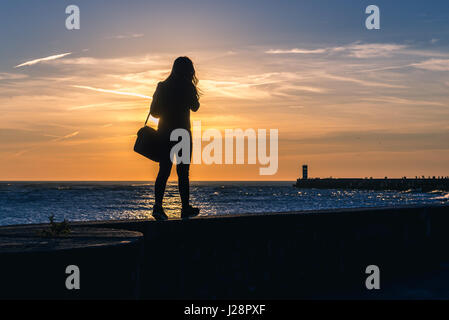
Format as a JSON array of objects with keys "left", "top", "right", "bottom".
[
  {"left": 0, "top": 225, "right": 143, "bottom": 299},
  {"left": 0, "top": 225, "right": 142, "bottom": 253}
]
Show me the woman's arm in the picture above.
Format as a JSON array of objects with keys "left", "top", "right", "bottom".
[
  {"left": 190, "top": 86, "right": 200, "bottom": 112},
  {"left": 191, "top": 99, "right": 200, "bottom": 112}
]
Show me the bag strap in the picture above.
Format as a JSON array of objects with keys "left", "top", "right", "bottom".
[{"left": 144, "top": 110, "right": 151, "bottom": 126}]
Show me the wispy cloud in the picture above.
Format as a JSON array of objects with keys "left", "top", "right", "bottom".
[
  {"left": 361, "top": 96, "right": 446, "bottom": 106},
  {"left": 280, "top": 85, "right": 328, "bottom": 93},
  {"left": 15, "top": 52, "right": 72, "bottom": 68},
  {"left": 72, "top": 85, "right": 151, "bottom": 99},
  {"left": 266, "top": 48, "right": 328, "bottom": 54},
  {"left": 0, "top": 72, "right": 28, "bottom": 80},
  {"left": 52, "top": 131, "right": 79, "bottom": 142},
  {"left": 51, "top": 55, "right": 161, "bottom": 67},
  {"left": 201, "top": 79, "right": 271, "bottom": 99},
  {"left": 411, "top": 59, "right": 449, "bottom": 71},
  {"left": 431, "top": 38, "right": 440, "bottom": 44},
  {"left": 14, "top": 131, "right": 80, "bottom": 156},
  {"left": 106, "top": 33, "right": 144, "bottom": 40},
  {"left": 345, "top": 43, "right": 407, "bottom": 58},
  {"left": 322, "top": 73, "right": 407, "bottom": 88},
  {"left": 67, "top": 102, "right": 116, "bottom": 111},
  {"left": 265, "top": 43, "right": 408, "bottom": 58},
  {"left": 67, "top": 101, "right": 147, "bottom": 111},
  {"left": 349, "top": 64, "right": 414, "bottom": 74}
]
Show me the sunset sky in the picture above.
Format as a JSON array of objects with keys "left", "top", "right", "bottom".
[{"left": 1, "top": 0, "right": 449, "bottom": 181}]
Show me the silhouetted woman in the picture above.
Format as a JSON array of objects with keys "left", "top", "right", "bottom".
[{"left": 149, "top": 57, "right": 200, "bottom": 220}]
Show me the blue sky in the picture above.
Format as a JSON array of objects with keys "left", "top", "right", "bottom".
[
  {"left": 1, "top": 0, "right": 448, "bottom": 68},
  {"left": 1, "top": 1, "right": 449, "bottom": 180}
]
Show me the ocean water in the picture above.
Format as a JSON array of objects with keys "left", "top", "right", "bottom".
[{"left": 0, "top": 181, "right": 448, "bottom": 226}]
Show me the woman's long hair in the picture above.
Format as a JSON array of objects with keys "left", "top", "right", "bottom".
[{"left": 165, "top": 56, "right": 200, "bottom": 100}]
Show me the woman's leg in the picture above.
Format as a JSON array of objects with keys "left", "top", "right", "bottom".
[
  {"left": 176, "top": 162, "right": 190, "bottom": 208},
  {"left": 176, "top": 132, "right": 192, "bottom": 209},
  {"left": 178, "top": 163, "right": 199, "bottom": 218},
  {"left": 155, "top": 159, "right": 172, "bottom": 207}
]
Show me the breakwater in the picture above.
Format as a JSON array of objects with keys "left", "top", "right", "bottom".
[
  {"left": 295, "top": 177, "right": 449, "bottom": 192},
  {"left": 1, "top": 204, "right": 449, "bottom": 299}
]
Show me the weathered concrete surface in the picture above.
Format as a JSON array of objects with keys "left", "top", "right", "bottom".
[
  {"left": 0, "top": 225, "right": 143, "bottom": 299},
  {"left": 1, "top": 205, "right": 449, "bottom": 299},
  {"left": 0, "top": 225, "right": 141, "bottom": 253},
  {"left": 76, "top": 204, "right": 449, "bottom": 299}
]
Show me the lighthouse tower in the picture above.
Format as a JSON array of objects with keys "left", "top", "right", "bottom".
[{"left": 302, "top": 164, "right": 308, "bottom": 180}]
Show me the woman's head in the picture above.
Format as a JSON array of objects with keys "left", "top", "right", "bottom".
[
  {"left": 168, "top": 56, "right": 198, "bottom": 85},
  {"left": 166, "top": 56, "right": 200, "bottom": 99}
]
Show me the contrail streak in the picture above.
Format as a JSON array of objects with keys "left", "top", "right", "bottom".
[
  {"left": 73, "top": 85, "right": 151, "bottom": 99},
  {"left": 15, "top": 53, "right": 72, "bottom": 68}
]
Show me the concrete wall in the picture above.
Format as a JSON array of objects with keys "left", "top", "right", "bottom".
[
  {"left": 81, "top": 205, "right": 449, "bottom": 299},
  {"left": 2, "top": 205, "right": 449, "bottom": 299}
]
